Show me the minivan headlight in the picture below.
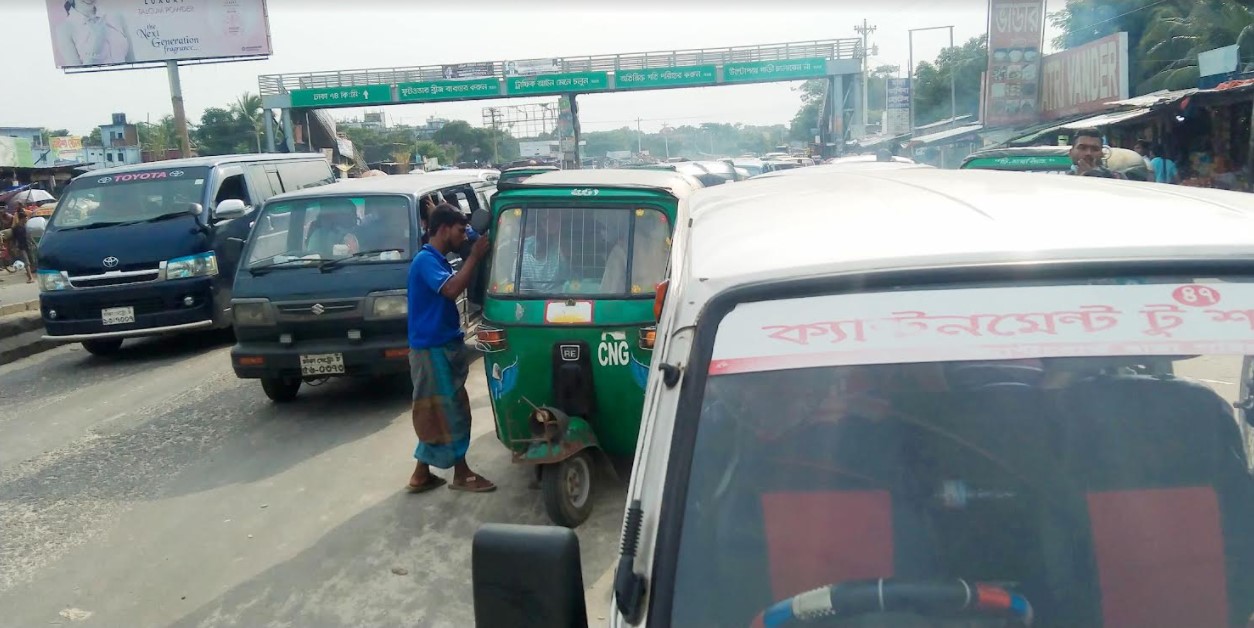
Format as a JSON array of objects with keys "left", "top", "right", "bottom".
[
  {"left": 38, "top": 270, "right": 70, "bottom": 292},
  {"left": 231, "top": 299, "right": 274, "bottom": 326},
  {"left": 166, "top": 252, "right": 218, "bottom": 280},
  {"left": 366, "top": 291, "right": 408, "bottom": 319}
]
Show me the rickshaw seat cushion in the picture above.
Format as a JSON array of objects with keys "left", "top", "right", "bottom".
[
  {"left": 1086, "top": 486, "right": 1227, "bottom": 628},
  {"left": 760, "top": 490, "right": 894, "bottom": 600}
]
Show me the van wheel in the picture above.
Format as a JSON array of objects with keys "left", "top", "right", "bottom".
[
  {"left": 82, "top": 339, "right": 123, "bottom": 356},
  {"left": 261, "top": 376, "right": 301, "bottom": 403},
  {"left": 541, "top": 451, "right": 595, "bottom": 528}
]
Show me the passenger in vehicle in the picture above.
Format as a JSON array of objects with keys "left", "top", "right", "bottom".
[
  {"left": 600, "top": 211, "right": 669, "bottom": 294},
  {"left": 305, "top": 198, "right": 359, "bottom": 257},
  {"left": 353, "top": 196, "right": 411, "bottom": 253}
]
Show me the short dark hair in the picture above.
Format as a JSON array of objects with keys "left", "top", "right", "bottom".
[
  {"left": 1071, "top": 128, "right": 1103, "bottom": 145},
  {"left": 1136, "top": 139, "right": 1152, "bottom": 151},
  {"left": 426, "top": 203, "right": 467, "bottom": 235}
]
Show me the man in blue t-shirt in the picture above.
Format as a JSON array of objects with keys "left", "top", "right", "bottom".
[{"left": 406, "top": 204, "right": 494, "bottom": 494}]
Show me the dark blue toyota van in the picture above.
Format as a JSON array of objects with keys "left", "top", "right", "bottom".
[{"left": 37, "top": 154, "right": 335, "bottom": 355}]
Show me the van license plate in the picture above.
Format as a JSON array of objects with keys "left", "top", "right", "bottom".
[
  {"left": 101, "top": 306, "right": 135, "bottom": 326},
  {"left": 300, "top": 353, "right": 345, "bottom": 376}
]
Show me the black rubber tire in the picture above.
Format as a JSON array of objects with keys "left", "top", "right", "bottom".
[
  {"left": 261, "top": 376, "right": 301, "bottom": 403},
  {"left": 82, "top": 338, "right": 123, "bottom": 356},
  {"left": 541, "top": 451, "right": 596, "bottom": 528}
]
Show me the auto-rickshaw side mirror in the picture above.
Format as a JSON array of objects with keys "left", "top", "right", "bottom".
[
  {"left": 470, "top": 208, "right": 491, "bottom": 234},
  {"left": 472, "top": 523, "right": 588, "bottom": 628}
]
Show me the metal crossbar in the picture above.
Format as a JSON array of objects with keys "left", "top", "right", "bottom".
[{"left": 257, "top": 38, "right": 862, "bottom": 95}]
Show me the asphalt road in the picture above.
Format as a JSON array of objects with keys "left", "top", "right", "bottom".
[{"left": 0, "top": 332, "right": 625, "bottom": 628}]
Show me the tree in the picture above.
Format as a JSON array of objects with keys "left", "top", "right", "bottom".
[
  {"left": 45, "top": 128, "right": 71, "bottom": 137},
  {"left": 194, "top": 106, "right": 253, "bottom": 155},
  {"left": 86, "top": 127, "right": 102, "bottom": 147},
  {"left": 911, "top": 35, "right": 987, "bottom": 126},
  {"left": 231, "top": 92, "right": 264, "bottom": 153},
  {"left": 138, "top": 115, "right": 178, "bottom": 156},
  {"left": 789, "top": 79, "right": 827, "bottom": 141},
  {"left": 1136, "top": 1, "right": 1254, "bottom": 92}
]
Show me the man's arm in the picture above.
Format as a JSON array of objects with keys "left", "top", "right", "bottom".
[{"left": 439, "top": 237, "right": 491, "bottom": 300}]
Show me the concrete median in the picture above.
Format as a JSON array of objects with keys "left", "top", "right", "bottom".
[{"left": 0, "top": 307, "right": 58, "bottom": 365}]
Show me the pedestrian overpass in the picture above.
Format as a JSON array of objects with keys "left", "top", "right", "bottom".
[{"left": 257, "top": 38, "right": 865, "bottom": 161}]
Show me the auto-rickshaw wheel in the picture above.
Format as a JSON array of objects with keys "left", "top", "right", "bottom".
[{"left": 541, "top": 451, "right": 595, "bottom": 528}]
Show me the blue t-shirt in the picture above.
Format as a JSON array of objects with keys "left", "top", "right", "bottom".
[{"left": 408, "top": 244, "right": 464, "bottom": 349}]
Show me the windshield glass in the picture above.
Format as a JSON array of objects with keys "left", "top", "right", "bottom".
[
  {"left": 670, "top": 278, "right": 1254, "bottom": 628},
  {"left": 246, "top": 194, "right": 415, "bottom": 268},
  {"left": 488, "top": 206, "right": 670, "bottom": 297},
  {"left": 51, "top": 167, "right": 210, "bottom": 228}
]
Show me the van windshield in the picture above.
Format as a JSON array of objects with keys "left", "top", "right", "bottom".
[
  {"left": 246, "top": 194, "right": 415, "bottom": 269},
  {"left": 489, "top": 206, "right": 670, "bottom": 297},
  {"left": 51, "top": 167, "right": 210, "bottom": 229},
  {"left": 669, "top": 278, "right": 1254, "bottom": 628}
]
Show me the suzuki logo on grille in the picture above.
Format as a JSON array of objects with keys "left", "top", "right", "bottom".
[
  {"left": 310, "top": 303, "right": 326, "bottom": 315},
  {"left": 102, "top": 256, "right": 120, "bottom": 268}
]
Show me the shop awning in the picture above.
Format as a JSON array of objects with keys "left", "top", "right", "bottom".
[
  {"left": 1005, "top": 107, "right": 1156, "bottom": 146},
  {"left": 1105, "top": 88, "right": 1197, "bottom": 109},
  {"left": 908, "top": 124, "right": 984, "bottom": 146},
  {"left": 1059, "top": 107, "right": 1156, "bottom": 130}
]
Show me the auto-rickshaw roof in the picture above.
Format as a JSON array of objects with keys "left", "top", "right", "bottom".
[
  {"left": 519, "top": 168, "right": 704, "bottom": 198},
  {"left": 262, "top": 173, "right": 484, "bottom": 205},
  {"left": 680, "top": 167, "right": 1254, "bottom": 297}
]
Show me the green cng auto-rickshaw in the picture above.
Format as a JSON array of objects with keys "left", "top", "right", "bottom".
[
  {"left": 961, "top": 145, "right": 1152, "bottom": 180},
  {"left": 469, "top": 169, "right": 702, "bottom": 527}
]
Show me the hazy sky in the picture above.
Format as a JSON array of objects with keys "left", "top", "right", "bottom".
[{"left": 10, "top": 0, "right": 1064, "bottom": 136}]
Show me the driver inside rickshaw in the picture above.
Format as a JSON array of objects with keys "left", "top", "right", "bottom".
[{"left": 519, "top": 208, "right": 571, "bottom": 293}]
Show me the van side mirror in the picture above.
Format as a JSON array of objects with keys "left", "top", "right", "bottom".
[
  {"left": 470, "top": 208, "right": 491, "bottom": 234},
  {"left": 188, "top": 203, "right": 204, "bottom": 216},
  {"left": 214, "top": 199, "right": 249, "bottom": 221},
  {"left": 473, "top": 524, "right": 588, "bottom": 628}
]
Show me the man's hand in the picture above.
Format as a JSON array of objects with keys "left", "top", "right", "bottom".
[{"left": 470, "top": 235, "right": 491, "bottom": 259}]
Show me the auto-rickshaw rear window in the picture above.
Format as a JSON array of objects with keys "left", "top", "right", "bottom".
[
  {"left": 488, "top": 205, "right": 670, "bottom": 297},
  {"left": 668, "top": 277, "right": 1254, "bottom": 626}
]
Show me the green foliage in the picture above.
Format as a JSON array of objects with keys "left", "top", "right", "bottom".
[{"left": 912, "top": 35, "right": 987, "bottom": 126}]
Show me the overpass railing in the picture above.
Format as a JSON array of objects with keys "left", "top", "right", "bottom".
[{"left": 258, "top": 38, "right": 863, "bottom": 96}]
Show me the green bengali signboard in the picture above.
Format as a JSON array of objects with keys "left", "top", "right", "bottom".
[
  {"left": 505, "top": 71, "right": 609, "bottom": 96},
  {"left": 962, "top": 155, "right": 1072, "bottom": 171},
  {"left": 616, "top": 64, "right": 716, "bottom": 90},
  {"left": 290, "top": 84, "right": 393, "bottom": 108},
  {"left": 723, "top": 57, "right": 828, "bottom": 83},
  {"left": 398, "top": 78, "right": 501, "bottom": 102}
]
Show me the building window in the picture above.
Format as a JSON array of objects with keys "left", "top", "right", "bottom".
[{"left": 107, "top": 153, "right": 114, "bottom": 162}]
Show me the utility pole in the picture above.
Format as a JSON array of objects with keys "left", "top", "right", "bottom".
[
  {"left": 854, "top": 19, "right": 877, "bottom": 135},
  {"left": 635, "top": 117, "right": 643, "bottom": 154}
]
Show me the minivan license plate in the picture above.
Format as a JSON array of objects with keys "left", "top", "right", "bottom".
[
  {"left": 300, "top": 353, "right": 345, "bottom": 376},
  {"left": 101, "top": 306, "right": 135, "bottom": 326}
]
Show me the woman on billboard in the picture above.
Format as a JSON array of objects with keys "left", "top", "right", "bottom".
[{"left": 53, "top": 0, "right": 134, "bottom": 67}]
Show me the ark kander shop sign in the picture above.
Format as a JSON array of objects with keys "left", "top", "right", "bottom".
[{"left": 287, "top": 57, "right": 830, "bottom": 106}]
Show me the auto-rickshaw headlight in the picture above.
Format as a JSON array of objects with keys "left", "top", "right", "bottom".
[{"left": 639, "top": 326, "right": 656, "bottom": 350}]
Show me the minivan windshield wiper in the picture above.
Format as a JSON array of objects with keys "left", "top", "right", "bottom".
[
  {"left": 248, "top": 257, "right": 320, "bottom": 276},
  {"left": 117, "top": 210, "right": 197, "bottom": 226},
  {"left": 318, "top": 249, "right": 402, "bottom": 272},
  {"left": 54, "top": 220, "right": 127, "bottom": 231}
]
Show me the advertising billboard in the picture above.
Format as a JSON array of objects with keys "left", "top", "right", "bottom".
[
  {"left": 45, "top": 0, "right": 272, "bottom": 69},
  {"left": 504, "top": 58, "right": 562, "bottom": 77},
  {"left": 1039, "top": 32, "right": 1129, "bottom": 120},
  {"left": 984, "top": 0, "right": 1046, "bottom": 127},
  {"left": 441, "top": 62, "right": 495, "bottom": 80}
]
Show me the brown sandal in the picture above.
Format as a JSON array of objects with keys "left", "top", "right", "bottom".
[
  {"left": 449, "top": 475, "right": 497, "bottom": 493},
  {"left": 406, "top": 475, "right": 447, "bottom": 494}
]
